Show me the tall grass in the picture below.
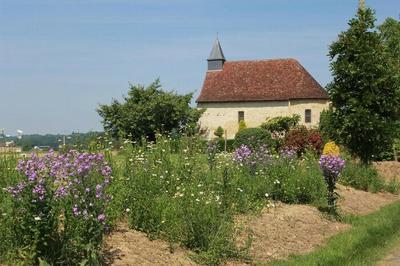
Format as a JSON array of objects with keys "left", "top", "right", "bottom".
[
  {"left": 0, "top": 154, "right": 22, "bottom": 261},
  {"left": 340, "top": 160, "right": 398, "bottom": 193}
]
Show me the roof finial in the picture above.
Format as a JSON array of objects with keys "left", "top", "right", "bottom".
[{"left": 359, "top": 0, "right": 366, "bottom": 10}]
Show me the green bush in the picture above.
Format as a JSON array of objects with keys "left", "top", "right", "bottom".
[
  {"left": 238, "top": 120, "right": 247, "bottom": 132},
  {"left": 261, "top": 115, "right": 300, "bottom": 135},
  {"left": 340, "top": 161, "right": 385, "bottom": 192},
  {"left": 214, "top": 126, "right": 224, "bottom": 138},
  {"left": 215, "top": 139, "right": 235, "bottom": 153},
  {"left": 234, "top": 128, "right": 275, "bottom": 151}
]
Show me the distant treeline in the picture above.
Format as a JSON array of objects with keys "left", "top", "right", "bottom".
[{"left": 3, "top": 132, "right": 103, "bottom": 151}]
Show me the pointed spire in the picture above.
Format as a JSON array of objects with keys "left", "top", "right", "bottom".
[
  {"left": 208, "top": 38, "right": 225, "bottom": 61},
  {"left": 359, "top": 0, "right": 366, "bottom": 10}
]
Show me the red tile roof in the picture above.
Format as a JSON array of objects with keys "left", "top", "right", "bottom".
[{"left": 196, "top": 59, "right": 329, "bottom": 103}]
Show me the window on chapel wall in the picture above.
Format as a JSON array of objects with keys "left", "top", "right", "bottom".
[
  {"left": 305, "top": 109, "right": 311, "bottom": 123},
  {"left": 238, "top": 111, "right": 244, "bottom": 123}
]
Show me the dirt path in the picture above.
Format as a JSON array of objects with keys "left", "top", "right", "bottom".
[
  {"left": 231, "top": 203, "right": 349, "bottom": 265},
  {"left": 103, "top": 223, "right": 195, "bottom": 266},
  {"left": 337, "top": 184, "right": 399, "bottom": 215},
  {"left": 103, "top": 184, "right": 399, "bottom": 265},
  {"left": 374, "top": 161, "right": 400, "bottom": 182},
  {"left": 377, "top": 241, "right": 400, "bottom": 266}
]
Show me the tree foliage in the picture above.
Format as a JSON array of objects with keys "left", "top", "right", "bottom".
[
  {"left": 261, "top": 115, "right": 300, "bottom": 135},
  {"left": 214, "top": 126, "right": 224, "bottom": 138},
  {"left": 379, "top": 17, "right": 400, "bottom": 68},
  {"left": 327, "top": 8, "right": 400, "bottom": 164},
  {"left": 97, "top": 79, "right": 203, "bottom": 141}
]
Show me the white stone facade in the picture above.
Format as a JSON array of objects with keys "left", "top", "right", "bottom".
[{"left": 198, "top": 99, "right": 329, "bottom": 139}]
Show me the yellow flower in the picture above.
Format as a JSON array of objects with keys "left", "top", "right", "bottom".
[{"left": 323, "top": 141, "right": 340, "bottom": 156}]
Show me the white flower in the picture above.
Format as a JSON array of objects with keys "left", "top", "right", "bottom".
[
  {"left": 265, "top": 193, "right": 269, "bottom": 198},
  {"left": 34, "top": 216, "right": 41, "bottom": 221},
  {"left": 126, "top": 208, "right": 131, "bottom": 213}
]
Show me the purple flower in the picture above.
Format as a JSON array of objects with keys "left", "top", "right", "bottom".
[
  {"left": 32, "top": 182, "right": 46, "bottom": 201},
  {"left": 97, "top": 213, "right": 106, "bottom": 223},
  {"left": 319, "top": 155, "right": 345, "bottom": 182},
  {"left": 233, "top": 145, "right": 252, "bottom": 163},
  {"left": 101, "top": 165, "right": 112, "bottom": 176},
  {"left": 72, "top": 205, "right": 80, "bottom": 216},
  {"left": 279, "top": 146, "right": 297, "bottom": 159}
]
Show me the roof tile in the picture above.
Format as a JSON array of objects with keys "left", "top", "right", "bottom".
[{"left": 196, "top": 59, "right": 329, "bottom": 103}]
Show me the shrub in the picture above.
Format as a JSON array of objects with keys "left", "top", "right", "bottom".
[
  {"left": 215, "top": 139, "right": 235, "bottom": 153},
  {"left": 214, "top": 126, "right": 224, "bottom": 138},
  {"left": 234, "top": 128, "right": 275, "bottom": 151},
  {"left": 323, "top": 141, "right": 340, "bottom": 156},
  {"left": 340, "top": 161, "right": 385, "bottom": 192},
  {"left": 238, "top": 120, "right": 247, "bottom": 132},
  {"left": 283, "top": 127, "right": 323, "bottom": 156},
  {"left": 261, "top": 115, "right": 300, "bottom": 135}
]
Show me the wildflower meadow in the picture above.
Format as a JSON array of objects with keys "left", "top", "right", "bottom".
[{"left": 0, "top": 133, "right": 397, "bottom": 265}]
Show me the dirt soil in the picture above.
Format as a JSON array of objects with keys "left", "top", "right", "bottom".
[
  {"left": 229, "top": 203, "right": 349, "bottom": 265},
  {"left": 103, "top": 223, "right": 196, "bottom": 266},
  {"left": 375, "top": 161, "right": 400, "bottom": 182},
  {"left": 377, "top": 240, "right": 400, "bottom": 266},
  {"left": 337, "top": 184, "right": 400, "bottom": 215}
]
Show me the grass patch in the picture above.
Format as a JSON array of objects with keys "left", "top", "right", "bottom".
[
  {"left": 269, "top": 200, "right": 400, "bottom": 266},
  {"left": 340, "top": 161, "right": 399, "bottom": 193}
]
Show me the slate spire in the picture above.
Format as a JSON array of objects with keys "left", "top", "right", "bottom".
[{"left": 207, "top": 38, "right": 225, "bottom": 71}]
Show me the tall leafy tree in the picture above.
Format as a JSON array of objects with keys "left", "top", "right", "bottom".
[
  {"left": 379, "top": 17, "right": 400, "bottom": 147},
  {"left": 97, "top": 79, "right": 203, "bottom": 141},
  {"left": 379, "top": 17, "right": 400, "bottom": 67},
  {"left": 327, "top": 7, "right": 400, "bottom": 164}
]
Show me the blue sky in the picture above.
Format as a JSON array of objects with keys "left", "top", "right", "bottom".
[{"left": 0, "top": 0, "right": 399, "bottom": 134}]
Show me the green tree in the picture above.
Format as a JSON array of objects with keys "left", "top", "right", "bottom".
[
  {"left": 379, "top": 17, "right": 400, "bottom": 68},
  {"left": 379, "top": 17, "right": 400, "bottom": 131},
  {"left": 214, "top": 126, "right": 224, "bottom": 138},
  {"left": 97, "top": 79, "right": 203, "bottom": 141},
  {"left": 327, "top": 7, "right": 400, "bottom": 164}
]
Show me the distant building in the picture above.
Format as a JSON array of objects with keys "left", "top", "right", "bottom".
[
  {"left": 0, "top": 140, "right": 22, "bottom": 153},
  {"left": 197, "top": 39, "right": 330, "bottom": 139}
]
